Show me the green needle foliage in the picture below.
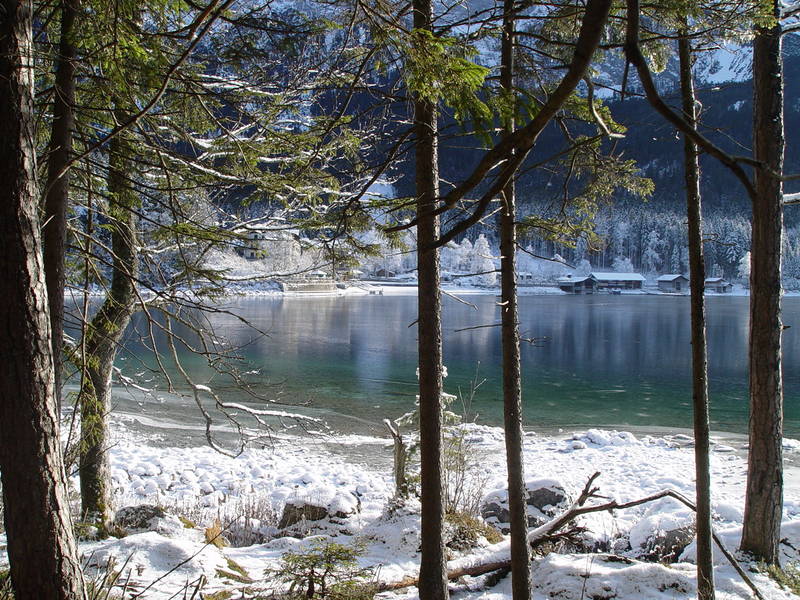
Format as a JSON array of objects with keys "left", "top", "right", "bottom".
[{"left": 268, "top": 540, "right": 376, "bottom": 600}]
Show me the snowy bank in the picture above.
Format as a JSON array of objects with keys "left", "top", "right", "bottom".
[{"left": 2, "top": 419, "right": 798, "bottom": 599}]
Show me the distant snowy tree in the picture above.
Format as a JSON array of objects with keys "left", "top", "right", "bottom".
[
  {"left": 457, "top": 238, "right": 473, "bottom": 272},
  {"left": 471, "top": 234, "right": 496, "bottom": 286},
  {"left": 518, "top": 244, "right": 536, "bottom": 273},
  {"left": 612, "top": 255, "right": 635, "bottom": 273},
  {"left": 738, "top": 251, "right": 751, "bottom": 280},
  {"left": 611, "top": 221, "right": 630, "bottom": 259},
  {"left": 441, "top": 241, "right": 459, "bottom": 272},
  {"left": 670, "top": 247, "right": 682, "bottom": 274},
  {"left": 576, "top": 258, "right": 592, "bottom": 275},
  {"left": 574, "top": 236, "right": 588, "bottom": 261},
  {"left": 383, "top": 249, "right": 403, "bottom": 274},
  {"left": 642, "top": 230, "right": 663, "bottom": 274}
]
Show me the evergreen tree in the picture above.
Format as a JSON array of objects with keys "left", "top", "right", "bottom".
[{"left": 0, "top": 1, "right": 84, "bottom": 596}]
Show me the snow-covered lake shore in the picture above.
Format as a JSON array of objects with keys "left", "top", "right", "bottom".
[{"left": 4, "top": 417, "right": 799, "bottom": 599}]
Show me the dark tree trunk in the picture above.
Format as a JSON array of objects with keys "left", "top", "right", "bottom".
[
  {"left": 0, "top": 2, "right": 85, "bottom": 597},
  {"left": 741, "top": 0, "right": 784, "bottom": 565},
  {"left": 678, "top": 29, "right": 715, "bottom": 600},
  {"left": 43, "top": 0, "right": 80, "bottom": 406},
  {"left": 79, "top": 108, "right": 139, "bottom": 528},
  {"left": 499, "top": 2, "right": 531, "bottom": 598},
  {"left": 412, "top": 1, "right": 448, "bottom": 598}
]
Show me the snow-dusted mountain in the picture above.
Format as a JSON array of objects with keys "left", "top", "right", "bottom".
[{"left": 430, "top": 35, "right": 800, "bottom": 217}]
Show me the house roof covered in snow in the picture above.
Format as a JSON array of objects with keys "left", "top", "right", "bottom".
[
  {"left": 657, "top": 274, "right": 687, "bottom": 282},
  {"left": 705, "top": 277, "right": 728, "bottom": 284},
  {"left": 557, "top": 275, "right": 593, "bottom": 284},
  {"left": 591, "top": 272, "right": 646, "bottom": 282}
]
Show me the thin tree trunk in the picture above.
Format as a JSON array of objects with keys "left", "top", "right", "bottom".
[
  {"left": 678, "top": 28, "right": 715, "bottom": 600},
  {"left": 412, "top": 0, "right": 447, "bottom": 597},
  {"left": 79, "top": 107, "right": 139, "bottom": 528},
  {"left": 0, "top": 2, "right": 85, "bottom": 597},
  {"left": 499, "top": 2, "right": 531, "bottom": 598},
  {"left": 741, "top": 0, "right": 784, "bottom": 565},
  {"left": 43, "top": 0, "right": 80, "bottom": 406}
]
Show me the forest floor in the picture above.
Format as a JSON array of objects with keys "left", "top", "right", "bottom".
[{"left": 3, "top": 417, "right": 798, "bottom": 599}]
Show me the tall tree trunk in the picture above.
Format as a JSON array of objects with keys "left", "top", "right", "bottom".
[
  {"left": 79, "top": 107, "right": 139, "bottom": 528},
  {"left": 499, "top": 2, "right": 531, "bottom": 598},
  {"left": 43, "top": 0, "right": 80, "bottom": 406},
  {"left": 741, "top": 0, "right": 784, "bottom": 565},
  {"left": 0, "top": 2, "right": 85, "bottom": 597},
  {"left": 412, "top": 0, "right": 447, "bottom": 598},
  {"left": 678, "top": 29, "right": 715, "bottom": 600}
]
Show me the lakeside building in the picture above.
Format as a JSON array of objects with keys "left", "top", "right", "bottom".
[
  {"left": 705, "top": 277, "right": 733, "bottom": 293},
  {"left": 557, "top": 275, "right": 596, "bottom": 294},
  {"left": 591, "top": 272, "right": 646, "bottom": 291},
  {"left": 235, "top": 225, "right": 300, "bottom": 261},
  {"left": 557, "top": 272, "right": 646, "bottom": 294},
  {"left": 517, "top": 271, "right": 536, "bottom": 285},
  {"left": 237, "top": 227, "right": 269, "bottom": 259},
  {"left": 657, "top": 274, "right": 689, "bottom": 293}
]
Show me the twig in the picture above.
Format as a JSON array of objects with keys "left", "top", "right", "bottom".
[
  {"left": 453, "top": 323, "right": 501, "bottom": 333},
  {"left": 441, "top": 288, "right": 478, "bottom": 309}
]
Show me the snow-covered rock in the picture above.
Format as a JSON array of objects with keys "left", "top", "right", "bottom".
[
  {"left": 113, "top": 505, "right": 185, "bottom": 538},
  {"left": 628, "top": 499, "right": 696, "bottom": 562},
  {"left": 481, "top": 478, "right": 571, "bottom": 533},
  {"left": 277, "top": 492, "right": 360, "bottom": 529}
]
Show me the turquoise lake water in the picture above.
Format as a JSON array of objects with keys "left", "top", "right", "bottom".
[{"left": 118, "top": 293, "right": 800, "bottom": 439}]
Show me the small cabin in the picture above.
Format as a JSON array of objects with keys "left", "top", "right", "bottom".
[
  {"left": 657, "top": 274, "right": 689, "bottom": 293},
  {"left": 557, "top": 275, "right": 596, "bottom": 294},
  {"left": 591, "top": 272, "right": 645, "bottom": 291},
  {"left": 705, "top": 277, "right": 733, "bottom": 293},
  {"left": 374, "top": 268, "right": 397, "bottom": 278},
  {"left": 235, "top": 227, "right": 272, "bottom": 260},
  {"left": 516, "top": 271, "right": 535, "bottom": 285}
]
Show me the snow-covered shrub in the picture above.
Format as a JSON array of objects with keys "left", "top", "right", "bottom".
[
  {"left": 162, "top": 493, "right": 280, "bottom": 547},
  {"left": 391, "top": 369, "right": 489, "bottom": 515},
  {"left": 764, "top": 562, "right": 800, "bottom": 596},
  {"left": 445, "top": 511, "right": 503, "bottom": 550},
  {"left": 443, "top": 425, "right": 490, "bottom": 517}
]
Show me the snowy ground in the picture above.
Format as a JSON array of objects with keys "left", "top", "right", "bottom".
[{"left": 4, "top": 419, "right": 799, "bottom": 599}]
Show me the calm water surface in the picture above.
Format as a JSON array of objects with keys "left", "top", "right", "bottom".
[{"left": 118, "top": 293, "right": 800, "bottom": 438}]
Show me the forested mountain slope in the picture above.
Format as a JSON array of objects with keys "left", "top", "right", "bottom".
[{"left": 388, "top": 38, "right": 800, "bottom": 281}]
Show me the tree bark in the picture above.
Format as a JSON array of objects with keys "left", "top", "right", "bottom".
[
  {"left": 412, "top": 1, "right": 447, "bottom": 598},
  {"left": 0, "top": 2, "right": 85, "bottom": 597},
  {"left": 499, "top": 2, "right": 531, "bottom": 598},
  {"left": 741, "top": 0, "right": 785, "bottom": 565},
  {"left": 43, "top": 0, "right": 80, "bottom": 406},
  {"left": 79, "top": 107, "right": 139, "bottom": 528},
  {"left": 678, "top": 29, "right": 715, "bottom": 600}
]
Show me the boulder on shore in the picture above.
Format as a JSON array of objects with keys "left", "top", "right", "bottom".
[
  {"left": 113, "top": 504, "right": 185, "bottom": 538},
  {"left": 481, "top": 478, "right": 571, "bottom": 534},
  {"left": 278, "top": 492, "right": 361, "bottom": 529}
]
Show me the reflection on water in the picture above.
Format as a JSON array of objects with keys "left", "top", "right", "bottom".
[{"left": 119, "top": 294, "right": 800, "bottom": 438}]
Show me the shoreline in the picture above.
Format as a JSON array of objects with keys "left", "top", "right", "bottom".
[{"left": 70, "top": 278, "right": 800, "bottom": 299}]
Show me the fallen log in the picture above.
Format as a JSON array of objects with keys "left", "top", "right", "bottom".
[{"left": 377, "top": 472, "right": 766, "bottom": 600}]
